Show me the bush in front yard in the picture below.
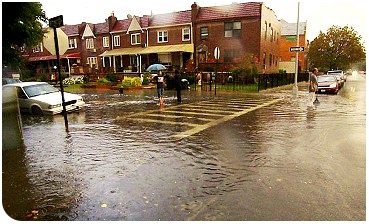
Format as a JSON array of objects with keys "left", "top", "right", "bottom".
[{"left": 120, "top": 77, "right": 142, "bottom": 88}]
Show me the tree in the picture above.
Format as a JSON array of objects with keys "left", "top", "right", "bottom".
[
  {"left": 307, "top": 26, "right": 366, "bottom": 71},
  {"left": 231, "top": 54, "right": 258, "bottom": 83},
  {"left": 2, "top": 2, "right": 47, "bottom": 69}
]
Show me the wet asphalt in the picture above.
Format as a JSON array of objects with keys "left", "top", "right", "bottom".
[{"left": 2, "top": 73, "right": 366, "bottom": 221}]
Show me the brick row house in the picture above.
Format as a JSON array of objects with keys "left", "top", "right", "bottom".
[{"left": 22, "top": 2, "right": 284, "bottom": 80}]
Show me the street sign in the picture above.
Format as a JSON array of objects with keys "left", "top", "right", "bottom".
[
  {"left": 290, "top": 46, "right": 304, "bottom": 52},
  {"left": 214, "top": 47, "right": 220, "bottom": 60},
  {"left": 49, "top": 15, "right": 64, "bottom": 28}
]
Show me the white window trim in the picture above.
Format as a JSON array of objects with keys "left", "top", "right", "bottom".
[
  {"left": 87, "top": 57, "right": 98, "bottom": 68},
  {"left": 182, "top": 28, "right": 190, "bottom": 41},
  {"left": 131, "top": 33, "right": 141, "bottom": 45},
  {"left": 113, "top": 35, "right": 120, "bottom": 47},
  {"left": 157, "top": 31, "right": 168, "bottom": 43},
  {"left": 86, "top": 38, "right": 94, "bottom": 49},
  {"left": 68, "top": 38, "right": 77, "bottom": 49},
  {"left": 103, "top": 36, "right": 109, "bottom": 48}
]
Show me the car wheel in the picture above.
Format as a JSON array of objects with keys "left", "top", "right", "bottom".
[{"left": 31, "top": 106, "right": 43, "bottom": 115}]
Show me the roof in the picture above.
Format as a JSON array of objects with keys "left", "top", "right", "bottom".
[
  {"left": 111, "top": 19, "right": 131, "bottom": 32},
  {"left": 196, "top": 2, "right": 262, "bottom": 21},
  {"left": 280, "top": 19, "right": 306, "bottom": 36},
  {"left": 26, "top": 53, "right": 81, "bottom": 62},
  {"left": 100, "top": 44, "right": 194, "bottom": 56},
  {"left": 94, "top": 22, "right": 109, "bottom": 34},
  {"left": 149, "top": 10, "right": 192, "bottom": 27},
  {"left": 60, "top": 24, "right": 79, "bottom": 36}
]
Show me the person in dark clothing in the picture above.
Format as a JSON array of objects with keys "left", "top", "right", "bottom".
[{"left": 174, "top": 70, "right": 182, "bottom": 102}]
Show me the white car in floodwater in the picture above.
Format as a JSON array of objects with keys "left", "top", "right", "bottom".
[{"left": 2, "top": 82, "right": 85, "bottom": 115}]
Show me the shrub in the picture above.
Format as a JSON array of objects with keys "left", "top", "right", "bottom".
[
  {"left": 97, "top": 77, "right": 111, "bottom": 85},
  {"left": 106, "top": 73, "right": 119, "bottom": 83},
  {"left": 121, "top": 77, "right": 142, "bottom": 88}
]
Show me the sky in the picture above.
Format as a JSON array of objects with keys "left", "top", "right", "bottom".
[{"left": 38, "top": 0, "right": 367, "bottom": 44}]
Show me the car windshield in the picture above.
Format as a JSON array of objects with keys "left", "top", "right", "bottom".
[
  {"left": 318, "top": 76, "right": 336, "bottom": 83},
  {"left": 23, "top": 83, "right": 59, "bottom": 97}
]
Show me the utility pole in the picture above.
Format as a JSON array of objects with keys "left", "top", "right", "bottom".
[{"left": 292, "top": 2, "right": 300, "bottom": 96}]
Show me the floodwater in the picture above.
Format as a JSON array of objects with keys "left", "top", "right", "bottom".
[{"left": 2, "top": 74, "right": 366, "bottom": 221}]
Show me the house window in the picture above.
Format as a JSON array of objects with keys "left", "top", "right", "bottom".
[
  {"left": 270, "top": 27, "right": 274, "bottom": 42},
  {"left": 225, "top": 21, "right": 241, "bottom": 38},
  {"left": 182, "top": 28, "right": 190, "bottom": 41},
  {"left": 131, "top": 33, "right": 141, "bottom": 45},
  {"left": 269, "top": 54, "right": 272, "bottom": 66},
  {"left": 224, "top": 49, "right": 241, "bottom": 63},
  {"left": 264, "top": 21, "right": 268, "bottom": 40},
  {"left": 68, "top": 38, "right": 77, "bottom": 49},
  {"left": 200, "top": 27, "right": 208, "bottom": 40},
  {"left": 103, "top": 37, "right": 109, "bottom": 48},
  {"left": 87, "top": 57, "right": 97, "bottom": 68},
  {"left": 158, "top": 31, "right": 168, "bottom": 43},
  {"left": 86, "top": 38, "right": 94, "bottom": 49},
  {"left": 33, "top": 43, "right": 43, "bottom": 52},
  {"left": 113, "top": 35, "right": 120, "bottom": 47}
]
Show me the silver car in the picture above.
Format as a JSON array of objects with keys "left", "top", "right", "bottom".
[{"left": 2, "top": 82, "right": 85, "bottom": 115}]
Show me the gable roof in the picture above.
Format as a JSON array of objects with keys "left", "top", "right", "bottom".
[
  {"left": 94, "top": 22, "right": 109, "bottom": 34},
  {"left": 111, "top": 19, "right": 131, "bottom": 32},
  {"left": 149, "top": 10, "right": 191, "bottom": 27},
  {"left": 60, "top": 24, "right": 79, "bottom": 36},
  {"left": 197, "top": 2, "right": 262, "bottom": 22}
]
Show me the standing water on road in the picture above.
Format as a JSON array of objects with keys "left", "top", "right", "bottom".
[{"left": 2, "top": 74, "right": 365, "bottom": 221}]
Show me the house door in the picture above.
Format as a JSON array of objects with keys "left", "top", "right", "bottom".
[{"left": 115, "top": 56, "right": 122, "bottom": 72}]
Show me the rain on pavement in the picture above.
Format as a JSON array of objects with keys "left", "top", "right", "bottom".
[{"left": 2, "top": 74, "right": 366, "bottom": 221}]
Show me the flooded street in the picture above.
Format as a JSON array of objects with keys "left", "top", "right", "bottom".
[{"left": 2, "top": 74, "right": 365, "bottom": 221}]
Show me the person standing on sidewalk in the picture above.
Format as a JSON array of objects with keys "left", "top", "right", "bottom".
[
  {"left": 174, "top": 69, "right": 182, "bottom": 102},
  {"left": 308, "top": 68, "right": 318, "bottom": 107},
  {"left": 154, "top": 71, "right": 165, "bottom": 106}
]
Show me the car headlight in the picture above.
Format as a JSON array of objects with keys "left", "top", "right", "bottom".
[
  {"left": 48, "top": 103, "right": 61, "bottom": 109},
  {"left": 329, "top": 83, "right": 337, "bottom": 88}
]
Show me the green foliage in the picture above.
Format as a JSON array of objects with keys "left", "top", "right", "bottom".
[
  {"left": 97, "top": 78, "right": 111, "bottom": 85},
  {"left": 2, "top": 2, "right": 47, "bottom": 69},
  {"left": 308, "top": 25, "right": 366, "bottom": 70},
  {"left": 142, "top": 73, "right": 150, "bottom": 85},
  {"left": 39, "top": 74, "right": 49, "bottom": 82},
  {"left": 120, "top": 77, "right": 142, "bottom": 88},
  {"left": 106, "top": 73, "right": 119, "bottom": 83}
]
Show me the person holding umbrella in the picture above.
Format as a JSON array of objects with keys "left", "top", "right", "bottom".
[
  {"left": 147, "top": 63, "right": 167, "bottom": 106},
  {"left": 154, "top": 70, "right": 165, "bottom": 106}
]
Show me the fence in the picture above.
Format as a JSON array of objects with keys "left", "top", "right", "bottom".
[{"left": 182, "top": 72, "right": 309, "bottom": 92}]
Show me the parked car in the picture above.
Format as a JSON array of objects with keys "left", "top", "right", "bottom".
[
  {"left": 327, "top": 70, "right": 346, "bottom": 83},
  {"left": 2, "top": 82, "right": 85, "bottom": 115},
  {"left": 317, "top": 75, "right": 340, "bottom": 94},
  {"left": 2, "top": 78, "right": 21, "bottom": 85}
]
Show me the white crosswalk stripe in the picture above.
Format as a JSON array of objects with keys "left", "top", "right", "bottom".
[{"left": 117, "top": 97, "right": 281, "bottom": 139}]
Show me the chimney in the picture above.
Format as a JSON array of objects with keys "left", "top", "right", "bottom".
[
  {"left": 108, "top": 11, "right": 117, "bottom": 32},
  {"left": 191, "top": 2, "right": 200, "bottom": 23}
]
